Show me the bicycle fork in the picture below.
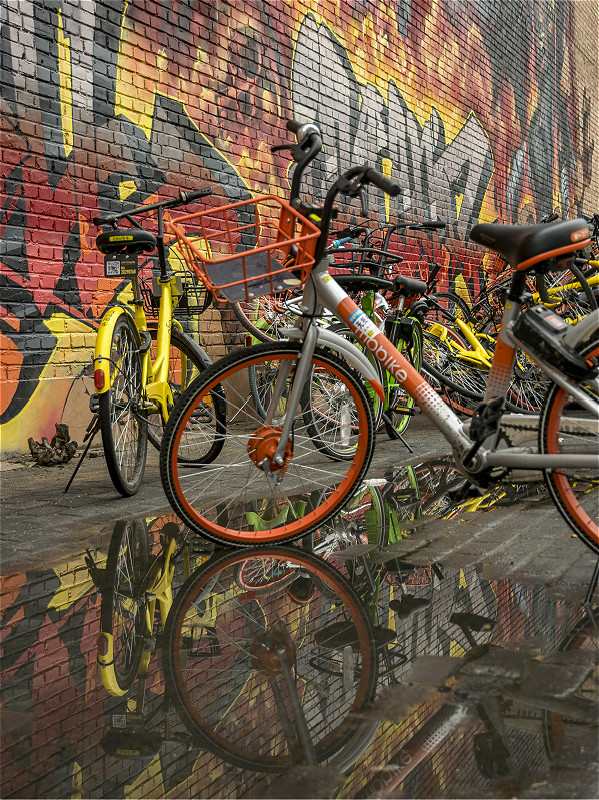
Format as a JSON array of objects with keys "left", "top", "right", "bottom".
[{"left": 266, "top": 322, "right": 320, "bottom": 470}]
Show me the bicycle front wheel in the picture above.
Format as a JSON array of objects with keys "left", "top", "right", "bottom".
[
  {"left": 162, "top": 547, "right": 378, "bottom": 771},
  {"left": 99, "top": 517, "right": 149, "bottom": 695},
  {"left": 539, "top": 335, "right": 599, "bottom": 554},
  {"left": 98, "top": 313, "right": 148, "bottom": 495},
  {"left": 160, "top": 342, "right": 375, "bottom": 546},
  {"left": 146, "top": 325, "right": 227, "bottom": 464}
]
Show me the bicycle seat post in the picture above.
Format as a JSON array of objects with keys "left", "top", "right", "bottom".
[{"left": 155, "top": 206, "right": 172, "bottom": 283}]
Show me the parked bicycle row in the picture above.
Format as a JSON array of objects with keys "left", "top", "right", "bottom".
[{"left": 88, "top": 119, "right": 598, "bottom": 564}]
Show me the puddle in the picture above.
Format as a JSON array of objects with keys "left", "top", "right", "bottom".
[{"left": 1, "top": 462, "right": 597, "bottom": 799}]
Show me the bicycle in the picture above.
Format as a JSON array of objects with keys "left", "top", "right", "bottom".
[
  {"left": 87, "top": 514, "right": 211, "bottom": 697},
  {"left": 96, "top": 545, "right": 380, "bottom": 773},
  {"left": 159, "top": 119, "right": 598, "bottom": 559},
  {"left": 92, "top": 190, "right": 227, "bottom": 495}
]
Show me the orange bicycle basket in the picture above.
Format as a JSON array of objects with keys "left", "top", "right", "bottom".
[{"left": 167, "top": 195, "right": 321, "bottom": 303}]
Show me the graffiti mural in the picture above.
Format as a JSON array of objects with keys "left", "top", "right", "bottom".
[{"left": 1, "top": 0, "right": 596, "bottom": 455}]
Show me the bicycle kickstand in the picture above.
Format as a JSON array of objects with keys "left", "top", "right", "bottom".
[
  {"left": 381, "top": 412, "right": 414, "bottom": 453},
  {"left": 64, "top": 413, "right": 101, "bottom": 493}
]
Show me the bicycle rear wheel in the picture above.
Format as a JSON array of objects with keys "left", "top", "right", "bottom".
[
  {"left": 162, "top": 547, "right": 378, "bottom": 772},
  {"left": 305, "top": 323, "right": 383, "bottom": 460},
  {"left": 160, "top": 342, "right": 375, "bottom": 546},
  {"left": 146, "top": 326, "right": 227, "bottom": 464},
  {"left": 539, "top": 335, "right": 599, "bottom": 554},
  {"left": 232, "top": 291, "right": 303, "bottom": 342},
  {"left": 98, "top": 313, "right": 148, "bottom": 495},
  {"left": 99, "top": 517, "right": 149, "bottom": 695}
]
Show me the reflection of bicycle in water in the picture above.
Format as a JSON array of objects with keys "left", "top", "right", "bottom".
[
  {"left": 86, "top": 515, "right": 212, "bottom": 698},
  {"left": 91, "top": 542, "right": 381, "bottom": 774},
  {"left": 354, "top": 601, "right": 598, "bottom": 799}
]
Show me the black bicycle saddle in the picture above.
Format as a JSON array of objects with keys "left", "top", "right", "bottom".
[
  {"left": 96, "top": 227, "right": 157, "bottom": 254},
  {"left": 470, "top": 218, "right": 590, "bottom": 272}
]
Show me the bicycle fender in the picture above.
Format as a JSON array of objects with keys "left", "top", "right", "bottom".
[
  {"left": 281, "top": 327, "right": 385, "bottom": 400},
  {"left": 94, "top": 307, "right": 138, "bottom": 394}
]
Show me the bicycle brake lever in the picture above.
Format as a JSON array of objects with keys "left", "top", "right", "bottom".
[
  {"left": 360, "top": 186, "right": 368, "bottom": 217},
  {"left": 271, "top": 144, "right": 292, "bottom": 153}
]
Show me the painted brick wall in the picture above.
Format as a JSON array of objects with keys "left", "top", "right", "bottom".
[{"left": 1, "top": 0, "right": 597, "bottom": 455}]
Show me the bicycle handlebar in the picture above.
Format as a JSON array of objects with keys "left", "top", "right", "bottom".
[
  {"left": 93, "top": 187, "right": 213, "bottom": 227},
  {"left": 286, "top": 119, "right": 303, "bottom": 135},
  {"left": 364, "top": 168, "right": 401, "bottom": 197}
]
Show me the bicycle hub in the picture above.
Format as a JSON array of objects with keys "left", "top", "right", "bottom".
[{"left": 247, "top": 426, "right": 293, "bottom": 473}]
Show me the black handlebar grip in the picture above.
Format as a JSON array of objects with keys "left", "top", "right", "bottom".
[
  {"left": 426, "top": 221, "right": 447, "bottom": 229},
  {"left": 180, "top": 187, "right": 213, "bottom": 204},
  {"left": 93, "top": 215, "right": 112, "bottom": 226},
  {"left": 364, "top": 168, "right": 401, "bottom": 197},
  {"left": 286, "top": 119, "right": 304, "bottom": 134}
]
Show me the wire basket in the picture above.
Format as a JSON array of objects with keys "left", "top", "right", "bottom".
[
  {"left": 167, "top": 195, "right": 321, "bottom": 303},
  {"left": 139, "top": 274, "right": 212, "bottom": 317}
]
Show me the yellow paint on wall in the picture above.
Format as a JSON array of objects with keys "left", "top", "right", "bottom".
[
  {"left": 57, "top": 11, "right": 73, "bottom": 158},
  {"left": 119, "top": 180, "right": 137, "bottom": 201},
  {"left": 125, "top": 754, "right": 165, "bottom": 798},
  {"left": 71, "top": 761, "right": 82, "bottom": 800},
  {"left": 454, "top": 274, "right": 472, "bottom": 308},
  {"left": 0, "top": 313, "right": 95, "bottom": 453},
  {"left": 455, "top": 192, "right": 464, "bottom": 219},
  {"left": 48, "top": 554, "right": 101, "bottom": 612},
  {"left": 449, "top": 640, "right": 466, "bottom": 657}
]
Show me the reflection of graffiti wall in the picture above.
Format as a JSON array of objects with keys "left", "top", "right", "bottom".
[
  {"left": 1, "top": 0, "right": 597, "bottom": 454},
  {"left": 0, "top": 533, "right": 583, "bottom": 798}
]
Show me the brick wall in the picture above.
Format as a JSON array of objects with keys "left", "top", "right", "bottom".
[{"left": 1, "top": 0, "right": 597, "bottom": 455}]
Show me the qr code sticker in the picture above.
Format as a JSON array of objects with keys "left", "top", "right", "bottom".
[{"left": 106, "top": 260, "right": 120, "bottom": 276}]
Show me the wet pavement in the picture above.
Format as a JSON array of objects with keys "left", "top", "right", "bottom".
[{"left": 1, "top": 416, "right": 598, "bottom": 799}]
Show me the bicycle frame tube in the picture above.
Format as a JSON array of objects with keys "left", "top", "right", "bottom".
[
  {"left": 139, "top": 276, "right": 177, "bottom": 419},
  {"left": 311, "top": 265, "right": 473, "bottom": 455}
]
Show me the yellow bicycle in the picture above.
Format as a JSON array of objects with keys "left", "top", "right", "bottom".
[{"left": 93, "top": 190, "right": 227, "bottom": 495}]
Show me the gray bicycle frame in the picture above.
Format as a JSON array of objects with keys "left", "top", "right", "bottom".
[{"left": 267, "top": 255, "right": 598, "bottom": 478}]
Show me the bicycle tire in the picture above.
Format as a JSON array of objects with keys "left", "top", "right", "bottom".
[
  {"left": 234, "top": 555, "right": 299, "bottom": 596},
  {"left": 384, "top": 319, "right": 423, "bottom": 438},
  {"left": 160, "top": 342, "right": 375, "bottom": 546},
  {"left": 98, "top": 312, "right": 148, "bottom": 495},
  {"left": 427, "top": 291, "right": 472, "bottom": 326},
  {"left": 539, "top": 335, "right": 599, "bottom": 555},
  {"left": 305, "top": 323, "right": 384, "bottom": 460},
  {"left": 162, "top": 546, "right": 378, "bottom": 772},
  {"left": 99, "top": 517, "right": 149, "bottom": 696},
  {"left": 421, "top": 330, "right": 486, "bottom": 413},
  {"left": 232, "top": 292, "right": 303, "bottom": 342},
  {"left": 146, "top": 326, "right": 227, "bottom": 465},
  {"left": 542, "top": 606, "right": 598, "bottom": 762}
]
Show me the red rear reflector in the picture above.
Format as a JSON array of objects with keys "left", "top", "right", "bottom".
[
  {"left": 98, "top": 634, "right": 109, "bottom": 656},
  {"left": 94, "top": 369, "right": 105, "bottom": 390}
]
